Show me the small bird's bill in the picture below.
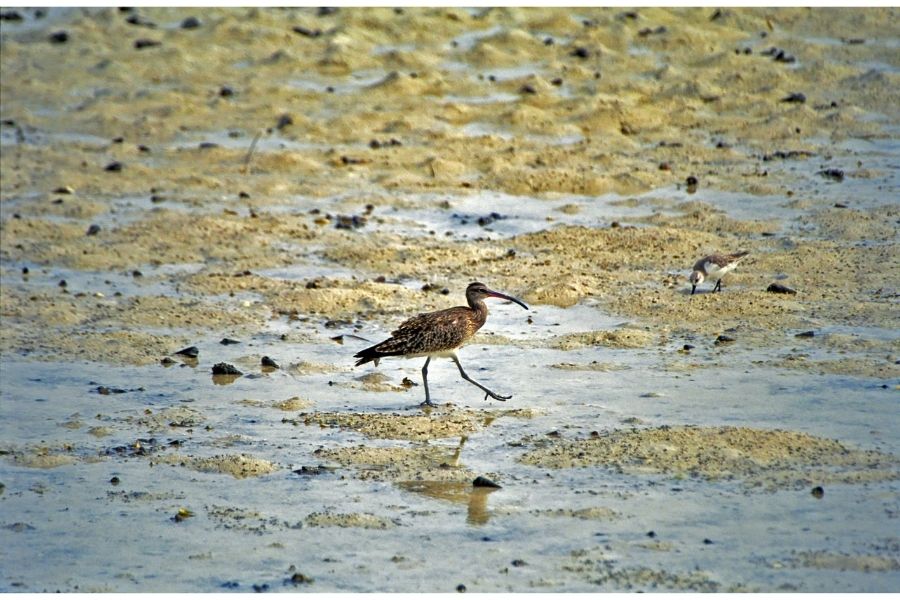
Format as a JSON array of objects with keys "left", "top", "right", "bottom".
[
  {"left": 690, "top": 284, "right": 697, "bottom": 295},
  {"left": 486, "top": 290, "right": 529, "bottom": 310}
]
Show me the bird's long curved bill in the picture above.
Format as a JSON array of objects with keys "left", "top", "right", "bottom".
[{"left": 486, "top": 290, "right": 529, "bottom": 310}]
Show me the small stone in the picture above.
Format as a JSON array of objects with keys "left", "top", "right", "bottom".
[
  {"left": 53, "top": 185, "right": 75, "bottom": 194},
  {"left": 110, "top": 476, "right": 120, "bottom": 485},
  {"left": 683, "top": 344, "right": 695, "bottom": 351},
  {"left": 219, "top": 86, "right": 234, "bottom": 97},
  {"left": 795, "top": 330, "right": 815, "bottom": 338},
  {"left": 811, "top": 486, "right": 824, "bottom": 499},
  {"left": 104, "top": 161, "right": 123, "bottom": 172},
  {"left": 646, "top": 530, "right": 656, "bottom": 538},
  {"left": 511, "top": 559, "right": 526, "bottom": 567},
  {"left": 292, "top": 25, "right": 321, "bottom": 38},
  {"left": 175, "top": 346, "right": 199, "bottom": 358},
  {"left": 180, "top": 16, "right": 201, "bottom": 29},
  {"left": 261, "top": 356, "right": 279, "bottom": 369},
  {"left": 686, "top": 175, "right": 699, "bottom": 186},
  {"left": 276, "top": 114, "right": 293, "bottom": 129},
  {"left": 456, "top": 584, "right": 467, "bottom": 593},
  {"left": 58, "top": 279, "right": 67, "bottom": 288},
  {"left": 715, "top": 335, "right": 736, "bottom": 344},
  {"left": 473, "top": 475, "right": 501, "bottom": 489},
  {"left": 767, "top": 283, "right": 797, "bottom": 294},
  {"left": 818, "top": 168, "right": 844, "bottom": 182},
  {"left": 0, "top": 10, "right": 24, "bottom": 21},
  {"left": 220, "top": 338, "right": 241, "bottom": 345},
  {"left": 287, "top": 572, "right": 313, "bottom": 585},
  {"left": 160, "top": 357, "right": 176, "bottom": 366},
  {"left": 781, "top": 92, "right": 806, "bottom": 103},
  {"left": 86, "top": 224, "right": 101, "bottom": 236},
  {"left": 212, "top": 362, "right": 242, "bottom": 375},
  {"left": 48, "top": 30, "right": 69, "bottom": 44},
  {"left": 703, "top": 538, "right": 714, "bottom": 544},
  {"left": 834, "top": 202, "right": 848, "bottom": 208},
  {"left": 570, "top": 46, "right": 590, "bottom": 59},
  {"left": 134, "top": 38, "right": 161, "bottom": 50}
]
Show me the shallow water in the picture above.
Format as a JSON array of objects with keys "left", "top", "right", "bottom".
[{"left": 2, "top": 7, "right": 899, "bottom": 593}]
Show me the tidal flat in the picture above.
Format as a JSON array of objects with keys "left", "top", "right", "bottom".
[{"left": 1, "top": 7, "right": 898, "bottom": 592}]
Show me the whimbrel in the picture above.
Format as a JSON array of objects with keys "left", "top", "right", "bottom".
[
  {"left": 689, "top": 251, "right": 749, "bottom": 295},
  {"left": 354, "top": 282, "right": 528, "bottom": 407}
]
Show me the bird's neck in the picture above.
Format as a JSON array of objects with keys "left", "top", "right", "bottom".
[{"left": 468, "top": 299, "right": 489, "bottom": 328}]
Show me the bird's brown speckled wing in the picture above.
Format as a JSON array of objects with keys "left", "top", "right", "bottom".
[{"left": 380, "top": 306, "right": 477, "bottom": 355}]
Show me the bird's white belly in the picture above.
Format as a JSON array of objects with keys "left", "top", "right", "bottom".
[{"left": 705, "top": 262, "right": 735, "bottom": 280}]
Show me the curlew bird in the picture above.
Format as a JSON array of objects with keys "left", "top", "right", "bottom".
[
  {"left": 689, "top": 251, "right": 749, "bottom": 295},
  {"left": 354, "top": 282, "right": 529, "bottom": 407}
]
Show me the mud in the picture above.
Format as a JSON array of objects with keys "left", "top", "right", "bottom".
[{"left": 1, "top": 6, "right": 898, "bottom": 594}]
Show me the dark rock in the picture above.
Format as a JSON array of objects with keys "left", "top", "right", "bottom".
[
  {"left": 646, "top": 530, "right": 656, "bottom": 538},
  {"left": 180, "top": 16, "right": 201, "bottom": 29},
  {"left": 58, "top": 279, "right": 67, "bottom": 287},
  {"left": 276, "top": 114, "right": 293, "bottom": 129},
  {"left": 0, "top": 10, "right": 24, "bottom": 21},
  {"left": 286, "top": 572, "right": 313, "bottom": 585},
  {"left": 811, "top": 486, "right": 824, "bottom": 499},
  {"left": 683, "top": 344, "right": 695, "bottom": 351},
  {"left": 48, "top": 31, "right": 69, "bottom": 44},
  {"left": 97, "top": 386, "right": 127, "bottom": 395},
  {"left": 104, "top": 161, "right": 123, "bottom": 172},
  {"left": 292, "top": 25, "right": 321, "bottom": 38},
  {"left": 686, "top": 175, "right": 699, "bottom": 186},
  {"left": 86, "top": 224, "right": 101, "bottom": 236},
  {"left": 714, "top": 335, "right": 736, "bottom": 345},
  {"left": 570, "top": 46, "right": 590, "bottom": 59},
  {"left": 767, "top": 283, "right": 797, "bottom": 294},
  {"left": 472, "top": 475, "right": 501, "bottom": 489},
  {"left": 261, "top": 356, "right": 279, "bottom": 369},
  {"left": 212, "top": 362, "right": 242, "bottom": 375},
  {"left": 220, "top": 338, "right": 241, "bottom": 345},
  {"left": 317, "top": 7, "right": 338, "bottom": 16},
  {"left": 703, "top": 538, "right": 714, "bottom": 544},
  {"left": 53, "top": 185, "right": 75, "bottom": 194},
  {"left": 520, "top": 84, "right": 536, "bottom": 94},
  {"left": 175, "top": 346, "right": 199, "bottom": 358},
  {"left": 334, "top": 214, "right": 366, "bottom": 229},
  {"left": 795, "top": 330, "right": 815, "bottom": 338},
  {"left": 818, "top": 168, "right": 844, "bottom": 182},
  {"left": 125, "top": 13, "right": 155, "bottom": 27},
  {"left": 511, "top": 559, "right": 526, "bottom": 567},
  {"left": 198, "top": 142, "right": 219, "bottom": 149},
  {"left": 781, "top": 92, "right": 806, "bottom": 103},
  {"left": 160, "top": 357, "right": 176, "bottom": 366},
  {"left": 219, "top": 86, "right": 234, "bottom": 97},
  {"left": 134, "top": 38, "right": 161, "bottom": 50},
  {"left": 834, "top": 202, "right": 848, "bottom": 208},
  {"left": 456, "top": 584, "right": 467, "bottom": 593},
  {"left": 110, "top": 476, "right": 120, "bottom": 485}
]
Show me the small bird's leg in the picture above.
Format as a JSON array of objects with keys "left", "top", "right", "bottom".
[
  {"left": 450, "top": 355, "right": 511, "bottom": 402},
  {"left": 713, "top": 279, "right": 722, "bottom": 293},
  {"left": 420, "top": 356, "right": 436, "bottom": 407}
]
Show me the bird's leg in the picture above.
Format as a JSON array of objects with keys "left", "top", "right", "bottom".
[
  {"left": 713, "top": 279, "right": 722, "bottom": 293},
  {"left": 419, "top": 356, "right": 436, "bottom": 407},
  {"left": 450, "top": 355, "right": 511, "bottom": 402}
]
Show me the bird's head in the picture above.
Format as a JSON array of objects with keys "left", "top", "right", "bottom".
[
  {"left": 689, "top": 270, "right": 704, "bottom": 295},
  {"left": 466, "top": 282, "right": 529, "bottom": 310}
]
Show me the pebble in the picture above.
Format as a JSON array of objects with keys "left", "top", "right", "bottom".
[
  {"left": 261, "top": 356, "right": 279, "bottom": 369},
  {"left": 276, "top": 114, "right": 293, "bottom": 129},
  {"left": 175, "top": 346, "right": 199, "bottom": 358},
  {"left": 472, "top": 475, "right": 501, "bottom": 488},
  {"left": 818, "top": 168, "right": 844, "bottom": 182},
  {"left": 133, "top": 39, "right": 162, "bottom": 50},
  {"left": 212, "top": 362, "right": 242, "bottom": 375},
  {"left": 104, "top": 161, "right": 123, "bottom": 172},
  {"left": 97, "top": 386, "right": 127, "bottom": 395},
  {"left": 795, "top": 330, "right": 815, "bottom": 338},
  {"left": 53, "top": 185, "right": 75, "bottom": 194},
  {"left": 767, "top": 283, "right": 797, "bottom": 294},
  {"left": 811, "top": 485, "right": 824, "bottom": 499},
  {"left": 220, "top": 338, "right": 241, "bottom": 345},
  {"left": 86, "top": 224, "right": 101, "bottom": 236},
  {"left": 683, "top": 344, "right": 695, "bottom": 351},
  {"left": 110, "top": 476, "right": 120, "bottom": 485},
  {"left": 715, "top": 335, "right": 736, "bottom": 344},
  {"left": 456, "top": 584, "right": 467, "bottom": 593},
  {"left": 180, "top": 16, "right": 201, "bottom": 29},
  {"left": 570, "top": 46, "right": 590, "bottom": 59},
  {"left": 287, "top": 572, "right": 313, "bottom": 585},
  {"left": 219, "top": 86, "right": 234, "bottom": 97},
  {"left": 292, "top": 25, "right": 321, "bottom": 38},
  {"left": 0, "top": 10, "right": 23, "bottom": 21},
  {"left": 511, "top": 559, "right": 526, "bottom": 567},
  {"left": 48, "top": 31, "right": 69, "bottom": 44},
  {"left": 781, "top": 92, "right": 806, "bottom": 103},
  {"left": 160, "top": 357, "right": 176, "bottom": 366}
]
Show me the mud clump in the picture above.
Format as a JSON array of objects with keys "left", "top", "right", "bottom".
[{"left": 519, "top": 425, "right": 900, "bottom": 490}]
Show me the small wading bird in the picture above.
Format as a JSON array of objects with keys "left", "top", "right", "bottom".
[
  {"left": 354, "top": 282, "right": 529, "bottom": 407},
  {"left": 689, "top": 251, "right": 749, "bottom": 295}
]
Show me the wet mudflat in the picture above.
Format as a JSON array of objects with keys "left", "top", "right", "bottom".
[{"left": 1, "top": 7, "right": 899, "bottom": 592}]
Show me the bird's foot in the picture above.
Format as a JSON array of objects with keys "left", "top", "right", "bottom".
[
  {"left": 419, "top": 399, "right": 438, "bottom": 409},
  {"left": 484, "top": 391, "right": 510, "bottom": 402}
]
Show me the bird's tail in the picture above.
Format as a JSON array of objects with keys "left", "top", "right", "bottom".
[{"left": 353, "top": 346, "right": 380, "bottom": 367}]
